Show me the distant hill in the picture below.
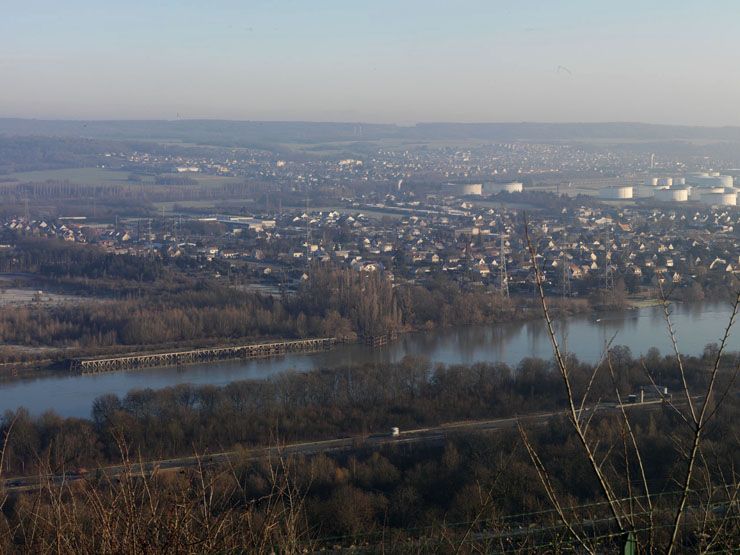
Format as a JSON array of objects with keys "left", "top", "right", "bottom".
[{"left": 3, "top": 118, "right": 740, "bottom": 146}]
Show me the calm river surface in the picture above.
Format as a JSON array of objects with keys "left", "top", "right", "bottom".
[{"left": 1, "top": 302, "right": 737, "bottom": 418}]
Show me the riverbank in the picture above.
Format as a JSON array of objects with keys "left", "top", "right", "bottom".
[
  {"left": 0, "top": 296, "right": 686, "bottom": 383},
  {"left": 0, "top": 301, "right": 732, "bottom": 419},
  {"left": 0, "top": 298, "right": 547, "bottom": 380}
]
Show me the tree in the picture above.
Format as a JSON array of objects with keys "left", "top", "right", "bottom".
[{"left": 521, "top": 215, "right": 740, "bottom": 554}]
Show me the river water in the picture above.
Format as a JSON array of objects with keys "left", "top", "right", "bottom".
[{"left": 0, "top": 302, "right": 736, "bottom": 419}]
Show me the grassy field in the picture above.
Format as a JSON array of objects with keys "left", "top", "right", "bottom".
[
  {"left": 8, "top": 167, "right": 136, "bottom": 186},
  {"left": 151, "top": 198, "right": 256, "bottom": 212}
]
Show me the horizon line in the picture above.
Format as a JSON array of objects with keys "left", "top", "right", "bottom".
[{"left": 1, "top": 116, "right": 740, "bottom": 130}]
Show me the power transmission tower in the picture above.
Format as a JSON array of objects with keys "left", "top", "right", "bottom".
[
  {"left": 499, "top": 233, "right": 509, "bottom": 298},
  {"left": 305, "top": 194, "right": 311, "bottom": 268},
  {"left": 562, "top": 253, "right": 571, "bottom": 297},
  {"left": 560, "top": 231, "right": 571, "bottom": 297},
  {"left": 174, "top": 215, "right": 181, "bottom": 243},
  {"left": 604, "top": 228, "right": 614, "bottom": 292}
]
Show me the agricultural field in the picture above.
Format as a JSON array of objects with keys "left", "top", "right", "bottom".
[
  {"left": 8, "top": 167, "right": 245, "bottom": 187},
  {"left": 8, "top": 167, "right": 135, "bottom": 186}
]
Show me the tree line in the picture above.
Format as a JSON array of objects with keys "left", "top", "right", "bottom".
[
  {"left": 0, "top": 253, "right": 563, "bottom": 362},
  {"left": 1, "top": 347, "right": 732, "bottom": 476}
]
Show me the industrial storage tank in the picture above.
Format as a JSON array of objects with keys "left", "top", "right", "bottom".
[
  {"left": 718, "top": 175, "right": 734, "bottom": 188},
  {"left": 655, "top": 188, "right": 689, "bottom": 202},
  {"left": 600, "top": 185, "right": 633, "bottom": 200},
  {"left": 656, "top": 177, "right": 673, "bottom": 187},
  {"left": 673, "top": 177, "right": 686, "bottom": 185},
  {"left": 460, "top": 183, "right": 483, "bottom": 196},
  {"left": 700, "top": 191, "right": 737, "bottom": 206},
  {"left": 686, "top": 172, "right": 710, "bottom": 186},
  {"left": 483, "top": 181, "right": 524, "bottom": 194},
  {"left": 645, "top": 177, "right": 659, "bottom": 186},
  {"left": 691, "top": 176, "right": 724, "bottom": 188},
  {"left": 635, "top": 185, "right": 656, "bottom": 198}
]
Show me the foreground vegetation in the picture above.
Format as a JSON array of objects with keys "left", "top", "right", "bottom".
[{"left": 0, "top": 349, "right": 737, "bottom": 552}]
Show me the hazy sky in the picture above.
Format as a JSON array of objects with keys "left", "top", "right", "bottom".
[{"left": 2, "top": 0, "right": 739, "bottom": 124}]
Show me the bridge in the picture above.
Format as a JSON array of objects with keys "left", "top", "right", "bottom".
[{"left": 69, "top": 338, "right": 336, "bottom": 374}]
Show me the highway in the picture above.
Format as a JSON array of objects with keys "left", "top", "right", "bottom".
[{"left": 1, "top": 399, "right": 669, "bottom": 494}]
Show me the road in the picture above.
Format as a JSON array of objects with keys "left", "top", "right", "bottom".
[{"left": 1, "top": 399, "right": 669, "bottom": 494}]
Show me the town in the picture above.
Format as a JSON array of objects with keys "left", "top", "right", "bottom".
[{"left": 3, "top": 169, "right": 737, "bottom": 307}]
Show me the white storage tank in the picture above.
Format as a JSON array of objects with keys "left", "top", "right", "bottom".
[
  {"left": 635, "top": 185, "right": 656, "bottom": 198},
  {"left": 686, "top": 172, "right": 711, "bottom": 186},
  {"left": 656, "top": 177, "right": 673, "bottom": 187},
  {"left": 645, "top": 177, "right": 659, "bottom": 186},
  {"left": 461, "top": 183, "right": 483, "bottom": 196},
  {"left": 673, "top": 177, "right": 686, "bottom": 185},
  {"left": 600, "top": 185, "right": 633, "bottom": 200},
  {"left": 693, "top": 176, "right": 724, "bottom": 188},
  {"left": 700, "top": 191, "right": 737, "bottom": 206},
  {"left": 655, "top": 188, "right": 689, "bottom": 202},
  {"left": 718, "top": 175, "right": 734, "bottom": 188},
  {"left": 483, "top": 181, "right": 524, "bottom": 194}
]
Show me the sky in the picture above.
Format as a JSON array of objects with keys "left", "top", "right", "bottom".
[{"left": 1, "top": 0, "right": 739, "bottom": 125}]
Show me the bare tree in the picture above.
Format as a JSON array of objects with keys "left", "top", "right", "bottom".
[{"left": 520, "top": 214, "right": 740, "bottom": 553}]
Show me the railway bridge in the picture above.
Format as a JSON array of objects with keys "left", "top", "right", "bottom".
[{"left": 69, "top": 338, "right": 336, "bottom": 374}]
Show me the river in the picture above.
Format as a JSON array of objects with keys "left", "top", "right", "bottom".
[{"left": 0, "top": 302, "right": 737, "bottom": 419}]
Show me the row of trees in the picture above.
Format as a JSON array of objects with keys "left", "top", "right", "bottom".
[{"left": 0, "top": 239, "right": 166, "bottom": 282}]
